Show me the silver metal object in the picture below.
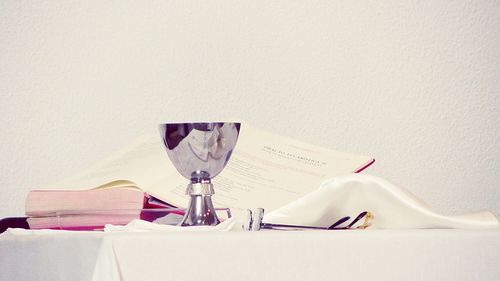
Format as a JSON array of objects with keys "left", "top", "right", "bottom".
[
  {"left": 159, "top": 122, "right": 241, "bottom": 226},
  {"left": 185, "top": 183, "right": 215, "bottom": 196},
  {"left": 250, "top": 208, "right": 264, "bottom": 231},
  {"left": 248, "top": 208, "right": 371, "bottom": 231}
]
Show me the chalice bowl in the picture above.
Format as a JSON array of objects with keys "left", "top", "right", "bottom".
[{"left": 159, "top": 122, "right": 241, "bottom": 226}]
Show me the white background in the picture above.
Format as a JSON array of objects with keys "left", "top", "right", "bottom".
[{"left": 1, "top": 1, "right": 499, "bottom": 218}]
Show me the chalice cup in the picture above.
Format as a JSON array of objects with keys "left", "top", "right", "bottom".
[{"left": 159, "top": 122, "right": 241, "bottom": 226}]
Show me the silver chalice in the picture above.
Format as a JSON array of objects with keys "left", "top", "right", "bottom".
[{"left": 159, "top": 122, "right": 241, "bottom": 226}]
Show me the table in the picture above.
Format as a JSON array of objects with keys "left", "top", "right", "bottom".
[{"left": 1, "top": 229, "right": 499, "bottom": 281}]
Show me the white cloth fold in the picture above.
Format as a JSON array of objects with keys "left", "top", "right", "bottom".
[
  {"left": 264, "top": 173, "right": 499, "bottom": 229},
  {"left": 104, "top": 216, "right": 247, "bottom": 232}
]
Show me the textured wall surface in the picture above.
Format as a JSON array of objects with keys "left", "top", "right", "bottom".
[{"left": 1, "top": 1, "right": 499, "bottom": 218}]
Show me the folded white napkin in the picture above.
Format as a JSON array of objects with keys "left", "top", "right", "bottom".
[
  {"left": 264, "top": 173, "right": 500, "bottom": 229},
  {"left": 4, "top": 228, "right": 81, "bottom": 235}
]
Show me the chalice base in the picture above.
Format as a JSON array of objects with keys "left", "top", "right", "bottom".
[{"left": 180, "top": 194, "right": 220, "bottom": 226}]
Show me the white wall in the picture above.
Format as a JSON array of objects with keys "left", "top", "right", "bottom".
[{"left": 1, "top": 1, "right": 499, "bottom": 218}]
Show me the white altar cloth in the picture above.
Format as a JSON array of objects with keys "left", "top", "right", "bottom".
[{"left": 1, "top": 229, "right": 499, "bottom": 281}]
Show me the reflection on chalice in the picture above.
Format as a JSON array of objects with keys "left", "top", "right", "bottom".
[{"left": 159, "top": 122, "right": 241, "bottom": 226}]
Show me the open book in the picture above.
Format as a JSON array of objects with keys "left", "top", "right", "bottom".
[{"left": 44, "top": 123, "right": 374, "bottom": 213}]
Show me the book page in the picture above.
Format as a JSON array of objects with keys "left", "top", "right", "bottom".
[
  {"left": 47, "top": 134, "right": 180, "bottom": 190},
  {"left": 47, "top": 123, "right": 374, "bottom": 212}
]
